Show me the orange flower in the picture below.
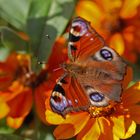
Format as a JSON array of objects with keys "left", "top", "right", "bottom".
[
  {"left": 76, "top": 0, "right": 140, "bottom": 63},
  {"left": 0, "top": 53, "right": 33, "bottom": 129}
]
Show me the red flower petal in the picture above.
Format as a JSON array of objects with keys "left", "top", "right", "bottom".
[
  {"left": 7, "top": 88, "right": 32, "bottom": 128},
  {"left": 35, "top": 82, "right": 51, "bottom": 124},
  {"left": 129, "top": 105, "right": 140, "bottom": 124},
  {"left": 123, "top": 82, "right": 140, "bottom": 107}
]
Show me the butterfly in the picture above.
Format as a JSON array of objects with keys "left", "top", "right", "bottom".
[{"left": 50, "top": 17, "right": 127, "bottom": 116}]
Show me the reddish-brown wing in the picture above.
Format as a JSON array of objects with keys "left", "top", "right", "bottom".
[
  {"left": 50, "top": 74, "right": 90, "bottom": 116},
  {"left": 68, "top": 17, "right": 105, "bottom": 61}
]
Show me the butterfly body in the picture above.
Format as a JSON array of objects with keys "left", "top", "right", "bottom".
[
  {"left": 63, "top": 58, "right": 124, "bottom": 82},
  {"left": 50, "top": 17, "right": 127, "bottom": 116}
]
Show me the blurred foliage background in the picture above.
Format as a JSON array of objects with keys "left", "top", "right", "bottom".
[{"left": 0, "top": 0, "right": 140, "bottom": 140}]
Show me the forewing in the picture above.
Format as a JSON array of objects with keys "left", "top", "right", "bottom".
[
  {"left": 68, "top": 17, "right": 126, "bottom": 81},
  {"left": 68, "top": 17, "right": 105, "bottom": 61}
]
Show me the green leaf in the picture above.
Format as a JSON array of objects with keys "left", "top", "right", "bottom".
[
  {"left": 26, "top": 0, "right": 52, "bottom": 55},
  {"left": 128, "top": 81, "right": 136, "bottom": 88},
  {"left": 0, "top": 134, "right": 31, "bottom": 140},
  {"left": 0, "top": 47, "right": 10, "bottom": 61},
  {"left": 32, "top": 121, "right": 55, "bottom": 140},
  {"left": 131, "top": 64, "right": 140, "bottom": 81},
  {"left": 0, "top": 27, "right": 28, "bottom": 52},
  {"left": 0, "top": 119, "right": 15, "bottom": 134},
  {"left": 35, "top": 0, "right": 76, "bottom": 62},
  {"left": 37, "top": 125, "right": 55, "bottom": 140},
  {"left": 28, "top": 0, "right": 52, "bottom": 18},
  {"left": 0, "top": 18, "right": 8, "bottom": 26},
  {"left": 0, "top": 0, "right": 32, "bottom": 30}
]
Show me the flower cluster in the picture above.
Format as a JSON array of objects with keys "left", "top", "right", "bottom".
[
  {"left": 76, "top": 0, "right": 140, "bottom": 63},
  {"left": 0, "top": 53, "right": 33, "bottom": 128}
]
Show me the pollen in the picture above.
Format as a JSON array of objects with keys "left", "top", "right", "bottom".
[{"left": 88, "top": 105, "right": 115, "bottom": 117}]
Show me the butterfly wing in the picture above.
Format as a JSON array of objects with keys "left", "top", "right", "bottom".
[
  {"left": 50, "top": 74, "right": 90, "bottom": 116},
  {"left": 68, "top": 17, "right": 105, "bottom": 61}
]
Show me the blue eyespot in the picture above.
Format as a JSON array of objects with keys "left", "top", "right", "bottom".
[
  {"left": 100, "top": 49, "right": 113, "bottom": 60},
  {"left": 50, "top": 92, "right": 68, "bottom": 113},
  {"left": 90, "top": 92, "right": 104, "bottom": 102}
]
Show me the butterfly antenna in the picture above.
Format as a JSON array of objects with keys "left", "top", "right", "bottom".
[{"left": 53, "top": 67, "right": 62, "bottom": 72}]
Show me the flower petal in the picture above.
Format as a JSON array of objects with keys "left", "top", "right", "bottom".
[
  {"left": 123, "top": 82, "right": 140, "bottom": 107},
  {"left": 113, "top": 135, "right": 120, "bottom": 140},
  {"left": 34, "top": 82, "right": 49, "bottom": 124},
  {"left": 0, "top": 100, "right": 10, "bottom": 119},
  {"left": 98, "top": 117, "right": 113, "bottom": 140},
  {"left": 6, "top": 117, "right": 24, "bottom": 129},
  {"left": 120, "top": 0, "right": 140, "bottom": 18},
  {"left": 77, "top": 118, "right": 101, "bottom": 140},
  {"left": 54, "top": 112, "right": 90, "bottom": 139},
  {"left": 45, "top": 110, "right": 65, "bottom": 125},
  {"left": 110, "top": 33, "right": 125, "bottom": 55},
  {"left": 111, "top": 115, "right": 136, "bottom": 139},
  {"left": 122, "top": 66, "right": 133, "bottom": 89},
  {"left": 76, "top": 0, "right": 103, "bottom": 29},
  {"left": 46, "top": 37, "right": 68, "bottom": 73},
  {"left": 129, "top": 105, "right": 140, "bottom": 124},
  {"left": 97, "top": 0, "right": 122, "bottom": 11},
  {"left": 0, "top": 81, "right": 24, "bottom": 102},
  {"left": 7, "top": 88, "right": 32, "bottom": 128},
  {"left": 45, "top": 90, "right": 52, "bottom": 111},
  {"left": 112, "top": 116, "right": 126, "bottom": 138},
  {"left": 123, "top": 121, "right": 136, "bottom": 139}
]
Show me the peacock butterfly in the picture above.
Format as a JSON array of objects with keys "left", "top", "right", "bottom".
[{"left": 50, "top": 17, "right": 127, "bottom": 116}]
